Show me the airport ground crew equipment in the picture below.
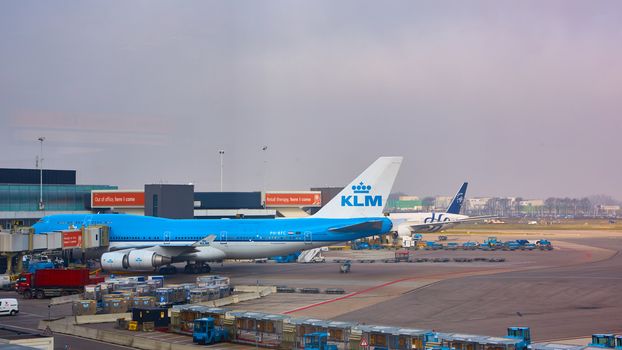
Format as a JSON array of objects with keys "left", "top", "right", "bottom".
[
  {"left": 589, "top": 334, "right": 616, "bottom": 348},
  {"left": 26, "top": 261, "right": 54, "bottom": 273},
  {"left": 340, "top": 261, "right": 351, "bottom": 273},
  {"left": 192, "top": 317, "right": 227, "bottom": 345},
  {"left": 395, "top": 250, "right": 410, "bottom": 262},
  {"left": 537, "top": 240, "right": 553, "bottom": 250},
  {"left": 351, "top": 241, "right": 370, "bottom": 250},
  {"left": 16, "top": 268, "right": 104, "bottom": 299},
  {"left": 303, "top": 332, "right": 338, "bottom": 350},
  {"left": 506, "top": 327, "right": 531, "bottom": 350}
]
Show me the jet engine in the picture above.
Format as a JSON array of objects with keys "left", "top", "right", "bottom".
[
  {"left": 127, "top": 250, "right": 171, "bottom": 270},
  {"left": 100, "top": 250, "right": 172, "bottom": 271},
  {"left": 100, "top": 252, "right": 129, "bottom": 271}
]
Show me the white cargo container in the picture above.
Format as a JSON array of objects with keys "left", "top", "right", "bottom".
[{"left": 84, "top": 284, "right": 102, "bottom": 301}]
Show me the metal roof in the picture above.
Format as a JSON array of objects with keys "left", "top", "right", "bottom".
[
  {"left": 290, "top": 318, "right": 355, "bottom": 329},
  {"left": 356, "top": 325, "right": 428, "bottom": 336},
  {"left": 441, "top": 333, "right": 520, "bottom": 345},
  {"left": 173, "top": 305, "right": 229, "bottom": 314},
  {"left": 530, "top": 344, "right": 586, "bottom": 350},
  {"left": 230, "top": 311, "right": 290, "bottom": 321}
]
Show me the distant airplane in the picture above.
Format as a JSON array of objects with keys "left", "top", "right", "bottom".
[
  {"left": 389, "top": 182, "right": 493, "bottom": 236},
  {"left": 33, "top": 157, "right": 403, "bottom": 274}
]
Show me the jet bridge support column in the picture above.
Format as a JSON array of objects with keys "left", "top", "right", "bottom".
[
  {"left": 5, "top": 253, "right": 15, "bottom": 274},
  {"left": 15, "top": 253, "right": 24, "bottom": 273}
]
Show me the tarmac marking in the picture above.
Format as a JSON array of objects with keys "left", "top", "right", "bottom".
[
  {"left": 283, "top": 267, "right": 519, "bottom": 315},
  {"left": 283, "top": 276, "right": 435, "bottom": 314}
]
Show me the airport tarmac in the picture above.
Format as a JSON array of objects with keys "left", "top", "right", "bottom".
[{"left": 2, "top": 229, "right": 620, "bottom": 349}]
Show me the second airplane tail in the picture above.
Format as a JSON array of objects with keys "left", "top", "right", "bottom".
[
  {"left": 446, "top": 182, "right": 468, "bottom": 214},
  {"left": 312, "top": 156, "right": 403, "bottom": 219}
]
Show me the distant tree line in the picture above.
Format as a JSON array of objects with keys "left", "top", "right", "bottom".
[{"left": 465, "top": 196, "right": 616, "bottom": 218}]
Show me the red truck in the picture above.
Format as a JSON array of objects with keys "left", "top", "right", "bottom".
[{"left": 16, "top": 268, "right": 105, "bottom": 299}]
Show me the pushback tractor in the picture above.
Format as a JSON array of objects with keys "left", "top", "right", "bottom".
[{"left": 192, "top": 317, "right": 227, "bottom": 345}]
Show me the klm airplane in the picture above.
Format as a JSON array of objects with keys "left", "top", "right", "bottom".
[
  {"left": 33, "top": 157, "right": 402, "bottom": 274},
  {"left": 389, "top": 182, "right": 494, "bottom": 236}
]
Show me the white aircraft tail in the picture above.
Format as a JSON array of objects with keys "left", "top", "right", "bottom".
[{"left": 312, "top": 156, "right": 403, "bottom": 218}]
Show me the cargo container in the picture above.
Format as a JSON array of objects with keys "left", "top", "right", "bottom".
[
  {"left": 148, "top": 275, "right": 164, "bottom": 287},
  {"left": 103, "top": 298, "right": 128, "bottom": 313},
  {"left": 72, "top": 300, "right": 97, "bottom": 316},
  {"left": 16, "top": 268, "right": 105, "bottom": 299},
  {"left": 131, "top": 296, "right": 156, "bottom": 309},
  {"left": 84, "top": 284, "right": 102, "bottom": 301},
  {"left": 132, "top": 307, "right": 170, "bottom": 328},
  {"left": 155, "top": 286, "right": 186, "bottom": 306},
  {"left": 189, "top": 287, "right": 221, "bottom": 304}
]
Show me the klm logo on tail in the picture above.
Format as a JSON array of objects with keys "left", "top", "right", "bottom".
[{"left": 341, "top": 181, "right": 382, "bottom": 207}]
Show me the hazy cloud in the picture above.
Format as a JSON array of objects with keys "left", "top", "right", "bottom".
[{"left": 1, "top": 1, "right": 621, "bottom": 199}]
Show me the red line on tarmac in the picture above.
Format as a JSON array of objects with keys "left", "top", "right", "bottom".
[{"left": 283, "top": 277, "right": 412, "bottom": 314}]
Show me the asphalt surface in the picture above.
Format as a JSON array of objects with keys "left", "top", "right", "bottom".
[
  {"left": 334, "top": 237, "right": 622, "bottom": 341},
  {"left": 0, "top": 291, "right": 134, "bottom": 350},
  {"left": 2, "top": 232, "right": 620, "bottom": 348}
]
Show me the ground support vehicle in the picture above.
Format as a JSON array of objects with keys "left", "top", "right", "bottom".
[
  {"left": 16, "top": 268, "right": 104, "bottom": 299},
  {"left": 303, "top": 332, "right": 338, "bottom": 350},
  {"left": 193, "top": 317, "right": 227, "bottom": 345}
]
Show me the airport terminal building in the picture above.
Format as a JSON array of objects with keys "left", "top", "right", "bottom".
[
  {"left": 0, "top": 167, "right": 343, "bottom": 229},
  {"left": 0, "top": 168, "right": 116, "bottom": 228}
]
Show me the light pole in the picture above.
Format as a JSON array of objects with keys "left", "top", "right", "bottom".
[
  {"left": 38, "top": 137, "right": 45, "bottom": 210},
  {"left": 261, "top": 145, "right": 268, "bottom": 192},
  {"left": 218, "top": 150, "right": 225, "bottom": 192}
]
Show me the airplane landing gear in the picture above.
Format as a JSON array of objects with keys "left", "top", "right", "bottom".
[
  {"left": 159, "top": 265, "right": 177, "bottom": 275},
  {"left": 184, "top": 262, "right": 211, "bottom": 274}
]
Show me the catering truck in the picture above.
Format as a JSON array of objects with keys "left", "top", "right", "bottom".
[{"left": 16, "top": 268, "right": 104, "bottom": 299}]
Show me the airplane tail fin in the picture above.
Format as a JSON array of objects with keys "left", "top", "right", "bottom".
[
  {"left": 312, "top": 157, "right": 403, "bottom": 218},
  {"left": 446, "top": 182, "right": 468, "bottom": 214}
]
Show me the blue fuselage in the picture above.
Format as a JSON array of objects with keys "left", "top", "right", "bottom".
[{"left": 33, "top": 214, "right": 392, "bottom": 256}]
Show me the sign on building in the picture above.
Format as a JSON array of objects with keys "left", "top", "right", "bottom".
[
  {"left": 264, "top": 192, "right": 322, "bottom": 207},
  {"left": 91, "top": 190, "right": 145, "bottom": 208}
]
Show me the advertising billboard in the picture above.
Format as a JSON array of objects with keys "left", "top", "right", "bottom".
[
  {"left": 91, "top": 190, "right": 145, "bottom": 208},
  {"left": 264, "top": 192, "right": 322, "bottom": 207},
  {"left": 62, "top": 230, "right": 82, "bottom": 249}
]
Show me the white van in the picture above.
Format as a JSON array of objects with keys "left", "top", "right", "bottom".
[{"left": 0, "top": 298, "right": 19, "bottom": 316}]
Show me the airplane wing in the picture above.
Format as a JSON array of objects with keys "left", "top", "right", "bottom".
[
  {"left": 107, "top": 234, "right": 219, "bottom": 258},
  {"left": 192, "top": 234, "right": 217, "bottom": 247},
  {"left": 405, "top": 216, "right": 496, "bottom": 233},
  {"left": 329, "top": 220, "right": 384, "bottom": 233}
]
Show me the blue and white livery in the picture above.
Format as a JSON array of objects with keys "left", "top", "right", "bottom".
[
  {"left": 33, "top": 157, "right": 403, "bottom": 273},
  {"left": 389, "top": 182, "right": 494, "bottom": 236}
]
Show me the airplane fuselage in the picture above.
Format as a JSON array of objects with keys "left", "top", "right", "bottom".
[
  {"left": 389, "top": 212, "right": 468, "bottom": 224},
  {"left": 33, "top": 213, "right": 392, "bottom": 260},
  {"left": 388, "top": 212, "right": 469, "bottom": 234}
]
